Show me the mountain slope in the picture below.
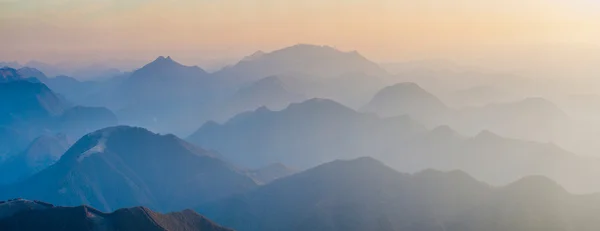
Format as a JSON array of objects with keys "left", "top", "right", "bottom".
[
  {"left": 189, "top": 98, "right": 600, "bottom": 193},
  {"left": 0, "top": 134, "right": 70, "bottom": 185},
  {"left": 198, "top": 157, "right": 600, "bottom": 231},
  {"left": 189, "top": 98, "right": 426, "bottom": 168},
  {"left": 0, "top": 79, "right": 66, "bottom": 124},
  {"left": 0, "top": 199, "right": 232, "bottom": 231},
  {"left": 1, "top": 126, "right": 257, "bottom": 212},
  {"left": 218, "top": 76, "right": 306, "bottom": 120},
  {"left": 107, "top": 56, "right": 218, "bottom": 135}
]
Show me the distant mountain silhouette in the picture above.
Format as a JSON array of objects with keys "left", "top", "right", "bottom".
[
  {"left": 217, "top": 76, "right": 306, "bottom": 120},
  {"left": 361, "top": 82, "right": 448, "bottom": 119},
  {"left": 0, "top": 126, "right": 257, "bottom": 212},
  {"left": 0, "top": 199, "right": 232, "bottom": 231},
  {"left": 216, "top": 44, "right": 387, "bottom": 84},
  {"left": 189, "top": 98, "right": 426, "bottom": 168},
  {"left": 0, "top": 134, "right": 70, "bottom": 185},
  {"left": 245, "top": 163, "right": 296, "bottom": 184},
  {"left": 133, "top": 56, "right": 206, "bottom": 79},
  {"left": 199, "top": 157, "right": 600, "bottom": 231},
  {"left": 449, "top": 97, "right": 570, "bottom": 142},
  {"left": 189, "top": 98, "right": 600, "bottom": 193},
  {"left": 17, "top": 67, "right": 48, "bottom": 81},
  {"left": 362, "top": 83, "right": 592, "bottom": 156},
  {"left": 104, "top": 56, "right": 217, "bottom": 135},
  {"left": 118, "top": 56, "right": 211, "bottom": 104},
  {"left": 59, "top": 106, "right": 118, "bottom": 136}
]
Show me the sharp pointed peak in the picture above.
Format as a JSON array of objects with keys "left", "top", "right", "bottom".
[{"left": 153, "top": 55, "right": 175, "bottom": 63}]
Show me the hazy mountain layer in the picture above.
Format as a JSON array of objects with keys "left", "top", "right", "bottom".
[
  {"left": 199, "top": 157, "right": 600, "bottom": 231},
  {"left": 190, "top": 98, "right": 600, "bottom": 193}
]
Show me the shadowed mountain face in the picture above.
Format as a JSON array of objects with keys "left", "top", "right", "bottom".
[
  {"left": 0, "top": 79, "right": 67, "bottom": 156},
  {"left": 189, "top": 98, "right": 600, "bottom": 193},
  {"left": 217, "top": 44, "right": 386, "bottom": 82},
  {"left": 198, "top": 157, "right": 600, "bottom": 231},
  {"left": 0, "top": 199, "right": 232, "bottom": 231},
  {"left": 0, "top": 134, "right": 71, "bottom": 185},
  {"left": 0, "top": 126, "right": 257, "bottom": 212},
  {"left": 0, "top": 79, "right": 66, "bottom": 124}
]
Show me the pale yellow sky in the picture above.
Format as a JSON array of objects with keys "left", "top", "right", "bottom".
[{"left": 1, "top": 0, "right": 599, "bottom": 66}]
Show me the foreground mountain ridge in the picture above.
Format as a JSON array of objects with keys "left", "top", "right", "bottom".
[
  {"left": 0, "top": 199, "right": 232, "bottom": 231},
  {"left": 199, "top": 157, "right": 600, "bottom": 231}
]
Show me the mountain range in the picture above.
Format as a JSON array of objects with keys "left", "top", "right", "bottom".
[
  {"left": 199, "top": 157, "right": 600, "bottom": 231},
  {"left": 361, "top": 82, "right": 600, "bottom": 156},
  {"left": 0, "top": 70, "right": 117, "bottom": 159},
  {"left": 5, "top": 43, "right": 600, "bottom": 230},
  {"left": 0, "top": 199, "right": 232, "bottom": 231},
  {"left": 189, "top": 97, "right": 600, "bottom": 193},
  {"left": 0, "top": 126, "right": 257, "bottom": 212}
]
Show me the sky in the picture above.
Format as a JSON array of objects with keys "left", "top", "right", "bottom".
[{"left": 1, "top": 0, "right": 599, "bottom": 70}]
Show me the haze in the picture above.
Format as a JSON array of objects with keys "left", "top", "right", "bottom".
[{"left": 2, "top": 0, "right": 599, "bottom": 70}]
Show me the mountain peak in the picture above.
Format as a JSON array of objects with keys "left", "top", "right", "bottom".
[
  {"left": 362, "top": 82, "right": 447, "bottom": 117},
  {"left": 149, "top": 56, "right": 178, "bottom": 66},
  {"left": 286, "top": 98, "right": 354, "bottom": 115},
  {"left": 474, "top": 129, "right": 503, "bottom": 140},
  {"left": 504, "top": 175, "right": 567, "bottom": 195},
  {"left": 59, "top": 126, "right": 156, "bottom": 163},
  {"left": 241, "top": 51, "right": 266, "bottom": 62},
  {"left": 379, "top": 82, "right": 430, "bottom": 96},
  {"left": 128, "top": 56, "right": 207, "bottom": 83}
]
